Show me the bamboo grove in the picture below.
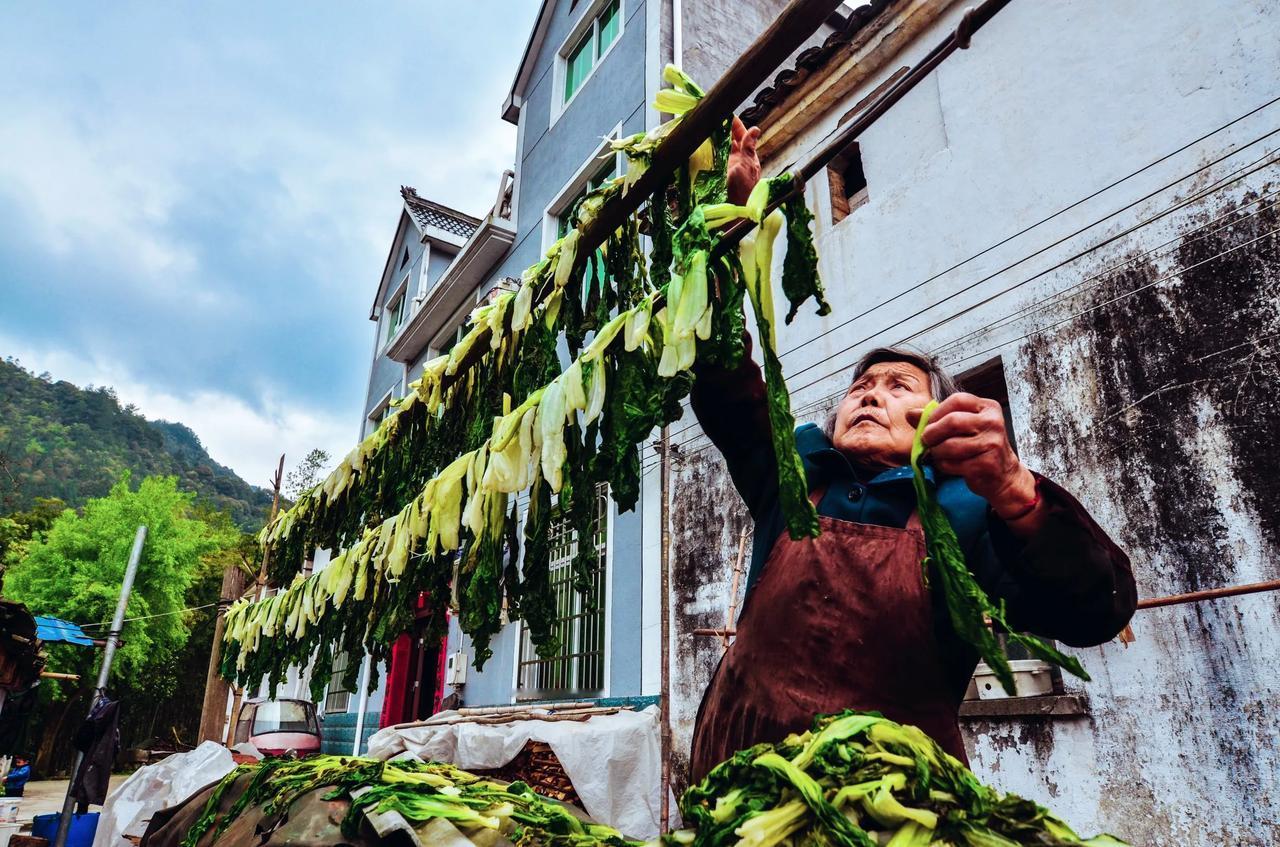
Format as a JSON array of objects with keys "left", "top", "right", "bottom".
[{"left": 219, "top": 67, "right": 832, "bottom": 698}]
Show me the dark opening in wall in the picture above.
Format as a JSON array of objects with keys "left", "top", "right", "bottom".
[
  {"left": 828, "top": 142, "right": 869, "bottom": 223},
  {"left": 957, "top": 356, "right": 1017, "bottom": 454}
]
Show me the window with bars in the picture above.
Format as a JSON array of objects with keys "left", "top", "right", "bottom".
[
  {"left": 516, "top": 485, "right": 609, "bottom": 698},
  {"left": 324, "top": 650, "right": 353, "bottom": 714},
  {"left": 561, "top": 0, "right": 621, "bottom": 106}
]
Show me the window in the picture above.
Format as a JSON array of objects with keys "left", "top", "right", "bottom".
[
  {"left": 561, "top": 0, "right": 621, "bottom": 106},
  {"left": 828, "top": 143, "right": 869, "bottom": 224},
  {"left": 325, "top": 650, "right": 353, "bottom": 714},
  {"left": 558, "top": 159, "right": 617, "bottom": 238},
  {"left": 399, "top": 246, "right": 411, "bottom": 270},
  {"left": 435, "top": 322, "right": 467, "bottom": 358},
  {"left": 957, "top": 358, "right": 1056, "bottom": 700},
  {"left": 385, "top": 291, "right": 406, "bottom": 343},
  {"left": 557, "top": 159, "right": 617, "bottom": 295},
  {"left": 517, "top": 485, "right": 609, "bottom": 697}
]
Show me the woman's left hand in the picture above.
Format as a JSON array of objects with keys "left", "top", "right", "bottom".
[{"left": 907, "top": 393, "right": 1040, "bottom": 522}]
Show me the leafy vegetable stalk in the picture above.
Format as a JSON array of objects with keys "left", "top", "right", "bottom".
[{"left": 909, "top": 401, "right": 1089, "bottom": 695}]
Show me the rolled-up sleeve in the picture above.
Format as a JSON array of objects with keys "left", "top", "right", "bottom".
[{"left": 977, "top": 473, "right": 1138, "bottom": 647}]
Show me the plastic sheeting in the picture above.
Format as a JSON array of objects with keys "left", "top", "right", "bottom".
[
  {"left": 91, "top": 741, "right": 236, "bottom": 847},
  {"left": 366, "top": 705, "right": 671, "bottom": 840}
]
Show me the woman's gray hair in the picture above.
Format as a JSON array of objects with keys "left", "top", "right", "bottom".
[{"left": 822, "top": 347, "right": 960, "bottom": 440}]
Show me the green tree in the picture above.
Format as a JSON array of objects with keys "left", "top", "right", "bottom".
[
  {"left": 4, "top": 474, "right": 241, "bottom": 771},
  {"left": 283, "top": 448, "right": 332, "bottom": 501},
  {"left": 7, "top": 475, "right": 237, "bottom": 692},
  {"left": 0, "top": 497, "right": 67, "bottom": 582}
]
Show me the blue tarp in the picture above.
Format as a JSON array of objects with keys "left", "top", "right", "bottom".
[{"left": 34, "top": 616, "right": 95, "bottom": 646}]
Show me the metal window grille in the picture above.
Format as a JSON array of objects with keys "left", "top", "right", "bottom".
[
  {"left": 517, "top": 485, "right": 608, "bottom": 698},
  {"left": 325, "top": 649, "right": 353, "bottom": 714}
]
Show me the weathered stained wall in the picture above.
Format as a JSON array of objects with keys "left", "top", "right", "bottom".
[{"left": 669, "top": 0, "right": 1280, "bottom": 841}]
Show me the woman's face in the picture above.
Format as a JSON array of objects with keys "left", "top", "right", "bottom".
[{"left": 831, "top": 361, "right": 933, "bottom": 468}]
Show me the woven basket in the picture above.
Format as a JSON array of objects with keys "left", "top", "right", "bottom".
[{"left": 476, "top": 740, "right": 580, "bottom": 806}]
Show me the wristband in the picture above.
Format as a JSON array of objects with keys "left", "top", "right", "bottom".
[{"left": 996, "top": 479, "right": 1040, "bottom": 522}]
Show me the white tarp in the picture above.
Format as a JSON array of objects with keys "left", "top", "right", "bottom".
[
  {"left": 366, "top": 705, "right": 670, "bottom": 840},
  {"left": 92, "top": 741, "right": 236, "bottom": 847}
]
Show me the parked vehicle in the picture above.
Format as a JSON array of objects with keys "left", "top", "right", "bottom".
[{"left": 233, "top": 698, "right": 321, "bottom": 757}]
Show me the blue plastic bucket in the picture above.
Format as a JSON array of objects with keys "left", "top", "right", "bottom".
[{"left": 31, "top": 812, "right": 99, "bottom": 847}]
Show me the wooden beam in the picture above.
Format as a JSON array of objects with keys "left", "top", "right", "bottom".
[{"left": 433, "top": 0, "right": 850, "bottom": 398}]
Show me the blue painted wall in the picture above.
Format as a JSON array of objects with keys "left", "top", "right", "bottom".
[
  {"left": 444, "top": 1, "right": 654, "bottom": 707},
  {"left": 319, "top": 710, "right": 382, "bottom": 756}
]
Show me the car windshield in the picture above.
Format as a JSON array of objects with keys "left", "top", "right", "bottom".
[{"left": 251, "top": 701, "right": 318, "bottom": 735}]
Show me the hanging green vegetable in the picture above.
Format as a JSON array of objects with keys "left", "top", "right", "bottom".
[
  {"left": 910, "top": 401, "right": 1089, "bottom": 695},
  {"left": 768, "top": 172, "right": 832, "bottom": 324},
  {"left": 739, "top": 196, "right": 820, "bottom": 541},
  {"left": 222, "top": 64, "right": 830, "bottom": 692}
]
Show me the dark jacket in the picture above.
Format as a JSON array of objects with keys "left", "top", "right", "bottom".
[{"left": 690, "top": 342, "right": 1137, "bottom": 651}]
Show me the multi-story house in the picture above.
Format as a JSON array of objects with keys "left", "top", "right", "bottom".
[{"left": 323, "top": 0, "right": 809, "bottom": 748}]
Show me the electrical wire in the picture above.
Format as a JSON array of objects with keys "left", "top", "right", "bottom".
[
  {"left": 943, "top": 224, "right": 1280, "bottom": 370},
  {"left": 776, "top": 92, "right": 1280, "bottom": 363},
  {"left": 637, "top": 218, "right": 1280, "bottom": 474},
  {"left": 642, "top": 129, "right": 1280, "bottom": 452},
  {"left": 778, "top": 131, "right": 1280, "bottom": 389},
  {"left": 646, "top": 150, "right": 1280, "bottom": 461},
  {"left": 79, "top": 602, "right": 218, "bottom": 630},
  {"left": 931, "top": 186, "right": 1280, "bottom": 357}
]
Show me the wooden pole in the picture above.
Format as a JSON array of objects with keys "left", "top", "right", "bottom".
[
  {"left": 223, "top": 454, "right": 286, "bottom": 746},
  {"left": 658, "top": 428, "right": 673, "bottom": 832},
  {"left": 196, "top": 560, "right": 248, "bottom": 742},
  {"left": 1136, "top": 578, "right": 1280, "bottom": 609}
]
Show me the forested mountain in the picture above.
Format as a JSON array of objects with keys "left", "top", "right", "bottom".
[{"left": 0, "top": 357, "right": 273, "bottom": 529}]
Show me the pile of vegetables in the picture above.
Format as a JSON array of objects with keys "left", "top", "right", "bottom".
[
  {"left": 181, "top": 713, "right": 1127, "bottom": 847},
  {"left": 221, "top": 66, "right": 830, "bottom": 697},
  {"left": 673, "top": 709, "right": 1128, "bottom": 847},
  {"left": 909, "top": 403, "right": 1090, "bottom": 695},
  {"left": 180, "top": 755, "right": 637, "bottom": 847}
]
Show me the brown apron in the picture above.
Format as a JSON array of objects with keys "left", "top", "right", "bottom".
[{"left": 689, "top": 488, "right": 967, "bottom": 782}]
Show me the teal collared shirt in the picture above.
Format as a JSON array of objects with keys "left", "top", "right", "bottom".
[{"left": 744, "top": 422, "right": 1006, "bottom": 592}]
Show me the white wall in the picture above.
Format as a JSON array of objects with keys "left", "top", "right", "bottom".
[{"left": 670, "top": 1, "right": 1280, "bottom": 843}]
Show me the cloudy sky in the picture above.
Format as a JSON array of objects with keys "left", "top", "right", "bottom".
[{"left": 0, "top": 2, "right": 536, "bottom": 486}]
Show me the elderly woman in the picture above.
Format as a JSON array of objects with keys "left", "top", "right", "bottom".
[{"left": 686, "top": 123, "right": 1137, "bottom": 781}]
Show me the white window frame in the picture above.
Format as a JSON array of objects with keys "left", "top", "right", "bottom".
[
  {"left": 541, "top": 124, "right": 625, "bottom": 251},
  {"left": 513, "top": 484, "right": 614, "bottom": 700},
  {"left": 366, "top": 388, "right": 394, "bottom": 438},
  {"left": 382, "top": 277, "right": 410, "bottom": 351},
  {"left": 551, "top": 0, "right": 624, "bottom": 127},
  {"left": 415, "top": 242, "right": 433, "bottom": 304}
]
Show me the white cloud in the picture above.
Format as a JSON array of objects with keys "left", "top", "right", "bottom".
[
  {"left": 0, "top": 109, "right": 197, "bottom": 281},
  {"left": 3, "top": 335, "right": 354, "bottom": 487}
]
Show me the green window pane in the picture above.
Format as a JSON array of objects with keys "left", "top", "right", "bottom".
[
  {"left": 597, "top": 0, "right": 620, "bottom": 54},
  {"left": 564, "top": 31, "right": 593, "bottom": 102}
]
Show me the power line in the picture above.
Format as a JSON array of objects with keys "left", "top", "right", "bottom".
[
  {"left": 944, "top": 224, "right": 1280, "bottom": 370},
  {"left": 79, "top": 602, "right": 217, "bottom": 630},
  {"left": 638, "top": 219, "right": 1280, "bottom": 475},
  {"left": 931, "top": 186, "right": 1280, "bottom": 357},
  {"left": 776, "top": 92, "right": 1280, "bottom": 363},
  {"left": 778, "top": 129, "right": 1280, "bottom": 390},
  {"left": 649, "top": 152, "right": 1280, "bottom": 461},
  {"left": 648, "top": 126, "right": 1280, "bottom": 451}
]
